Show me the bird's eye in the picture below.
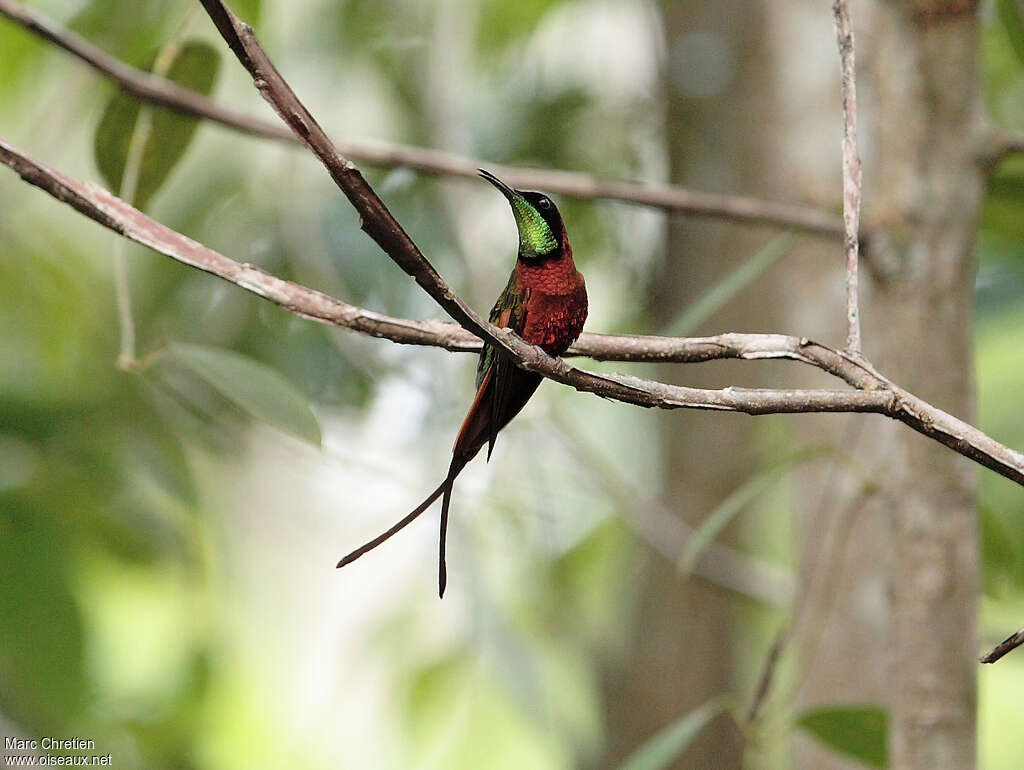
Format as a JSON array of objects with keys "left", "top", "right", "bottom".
[{"left": 538, "top": 197, "right": 551, "bottom": 210}]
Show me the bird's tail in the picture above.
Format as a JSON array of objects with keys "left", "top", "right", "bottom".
[{"left": 337, "top": 455, "right": 468, "bottom": 597}]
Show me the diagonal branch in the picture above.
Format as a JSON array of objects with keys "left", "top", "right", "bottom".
[
  {"left": 3, "top": 134, "right": 1022, "bottom": 484},
  {"left": 980, "top": 626, "right": 1024, "bottom": 664},
  {"left": 0, "top": 0, "right": 844, "bottom": 236},
  {"left": 832, "top": 0, "right": 862, "bottom": 353}
]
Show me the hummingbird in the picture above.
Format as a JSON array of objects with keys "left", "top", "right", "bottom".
[{"left": 337, "top": 169, "right": 588, "bottom": 597}]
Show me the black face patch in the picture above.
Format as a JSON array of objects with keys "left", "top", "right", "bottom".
[{"left": 519, "top": 190, "right": 564, "bottom": 238}]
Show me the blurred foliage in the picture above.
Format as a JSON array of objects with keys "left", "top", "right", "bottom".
[
  {"left": 796, "top": 705, "right": 888, "bottom": 769},
  {"left": 616, "top": 698, "right": 728, "bottom": 770},
  {"left": 1, "top": 0, "right": 645, "bottom": 767},
  {"left": 170, "top": 343, "right": 322, "bottom": 447},
  {"left": 980, "top": 0, "right": 1024, "bottom": 613},
  {"left": 662, "top": 232, "right": 800, "bottom": 337},
  {"left": 95, "top": 40, "right": 221, "bottom": 210},
  {"left": 676, "top": 444, "right": 832, "bottom": 578},
  {"left": 0, "top": 0, "right": 1021, "bottom": 768},
  {"left": 996, "top": 0, "right": 1024, "bottom": 67}
]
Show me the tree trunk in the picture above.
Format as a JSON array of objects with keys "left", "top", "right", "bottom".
[
  {"left": 600, "top": 2, "right": 780, "bottom": 766},
  {"left": 787, "top": 3, "right": 982, "bottom": 769},
  {"left": 868, "top": 3, "right": 982, "bottom": 767}
]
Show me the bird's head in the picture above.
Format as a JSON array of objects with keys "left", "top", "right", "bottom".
[{"left": 478, "top": 169, "right": 566, "bottom": 261}]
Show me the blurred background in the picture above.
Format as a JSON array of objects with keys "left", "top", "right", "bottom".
[{"left": 1, "top": 0, "right": 1023, "bottom": 768}]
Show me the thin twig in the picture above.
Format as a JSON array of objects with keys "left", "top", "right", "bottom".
[
  {"left": 0, "top": 0, "right": 844, "bottom": 236},
  {"left": 113, "top": 105, "right": 148, "bottom": 368},
  {"left": 980, "top": 627, "right": 1024, "bottom": 664},
  {"left": 2, "top": 134, "right": 1024, "bottom": 485},
  {"left": 112, "top": 241, "right": 136, "bottom": 367},
  {"left": 113, "top": 16, "right": 195, "bottom": 370},
  {"left": 832, "top": 0, "right": 862, "bottom": 353},
  {"left": 747, "top": 626, "right": 788, "bottom": 723}
]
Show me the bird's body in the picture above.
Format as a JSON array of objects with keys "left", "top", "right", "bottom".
[{"left": 337, "top": 170, "right": 587, "bottom": 596}]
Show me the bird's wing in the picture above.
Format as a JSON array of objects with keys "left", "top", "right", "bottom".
[
  {"left": 475, "top": 272, "right": 529, "bottom": 387},
  {"left": 454, "top": 274, "right": 536, "bottom": 462}
]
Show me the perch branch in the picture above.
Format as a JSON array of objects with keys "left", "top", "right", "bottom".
[
  {"left": 2, "top": 135, "right": 1023, "bottom": 485},
  {"left": 832, "top": 0, "right": 862, "bottom": 353},
  {"left": 198, "top": 0, "right": 1024, "bottom": 484},
  {"left": 0, "top": 134, "right": 880, "bottom": 414},
  {"left": 0, "top": 0, "right": 844, "bottom": 236}
]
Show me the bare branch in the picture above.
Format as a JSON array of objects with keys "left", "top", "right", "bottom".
[
  {"left": 0, "top": 0, "right": 844, "bottom": 236},
  {"left": 3, "top": 135, "right": 1023, "bottom": 485},
  {"left": 832, "top": 0, "right": 863, "bottom": 353},
  {"left": 980, "top": 627, "right": 1024, "bottom": 664},
  {"left": 988, "top": 129, "right": 1024, "bottom": 165}
]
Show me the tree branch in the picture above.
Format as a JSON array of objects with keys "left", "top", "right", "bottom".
[
  {"left": 0, "top": 135, "right": 872, "bottom": 415},
  {"left": 198, "top": 0, "right": 1024, "bottom": 484},
  {"left": 0, "top": 0, "right": 844, "bottom": 236},
  {"left": 980, "top": 626, "right": 1024, "bottom": 664},
  {"left": 988, "top": 129, "right": 1024, "bottom": 165},
  {"left": 832, "top": 0, "right": 862, "bottom": 353},
  {"left": 2, "top": 133, "right": 1022, "bottom": 485}
]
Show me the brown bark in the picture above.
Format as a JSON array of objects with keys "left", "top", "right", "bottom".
[
  {"left": 869, "top": 4, "right": 982, "bottom": 767},
  {"left": 792, "top": 2, "right": 982, "bottom": 769},
  {"left": 600, "top": 2, "right": 781, "bottom": 766}
]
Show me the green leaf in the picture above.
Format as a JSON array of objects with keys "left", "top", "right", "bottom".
[
  {"left": 479, "top": 0, "right": 560, "bottom": 50},
  {"left": 169, "top": 343, "right": 322, "bottom": 446},
  {"left": 616, "top": 698, "right": 727, "bottom": 770},
  {"left": 663, "top": 232, "right": 800, "bottom": 336},
  {"left": 797, "top": 705, "right": 888, "bottom": 769},
  {"left": 677, "top": 445, "right": 832, "bottom": 577},
  {"left": 981, "top": 503, "right": 1019, "bottom": 596},
  {"left": 997, "top": 0, "right": 1024, "bottom": 68},
  {"left": 0, "top": 502, "right": 86, "bottom": 729},
  {"left": 94, "top": 41, "right": 220, "bottom": 210}
]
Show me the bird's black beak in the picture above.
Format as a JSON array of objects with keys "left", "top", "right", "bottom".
[{"left": 477, "top": 168, "right": 519, "bottom": 202}]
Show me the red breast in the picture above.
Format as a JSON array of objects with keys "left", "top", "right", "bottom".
[{"left": 516, "top": 245, "right": 588, "bottom": 354}]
